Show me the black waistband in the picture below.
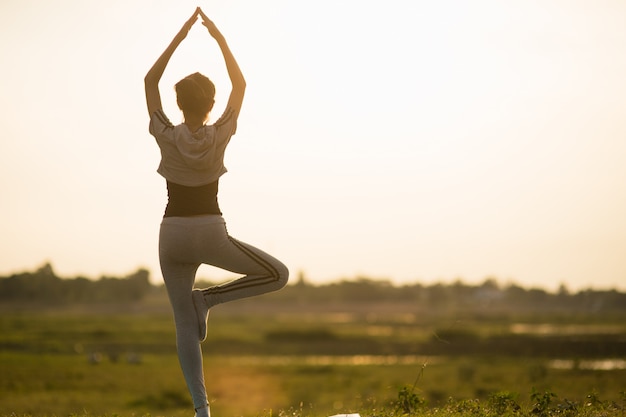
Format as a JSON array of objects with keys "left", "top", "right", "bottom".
[{"left": 164, "top": 180, "right": 221, "bottom": 217}]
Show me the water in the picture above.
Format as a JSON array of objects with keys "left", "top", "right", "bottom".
[
  {"left": 510, "top": 323, "right": 624, "bottom": 335},
  {"left": 224, "top": 355, "right": 626, "bottom": 370},
  {"left": 548, "top": 358, "right": 626, "bottom": 371},
  {"left": 223, "top": 355, "right": 433, "bottom": 366}
]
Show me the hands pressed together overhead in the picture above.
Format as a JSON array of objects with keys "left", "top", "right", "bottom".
[
  {"left": 177, "top": 7, "right": 221, "bottom": 41},
  {"left": 145, "top": 6, "right": 245, "bottom": 117}
]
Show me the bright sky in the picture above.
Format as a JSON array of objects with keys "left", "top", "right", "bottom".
[{"left": 1, "top": 0, "right": 625, "bottom": 292}]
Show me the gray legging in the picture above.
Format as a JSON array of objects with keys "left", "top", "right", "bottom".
[{"left": 159, "top": 215, "right": 289, "bottom": 413}]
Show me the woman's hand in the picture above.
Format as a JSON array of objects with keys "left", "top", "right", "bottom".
[
  {"left": 145, "top": 7, "right": 200, "bottom": 116},
  {"left": 174, "top": 8, "right": 200, "bottom": 43},
  {"left": 197, "top": 7, "right": 245, "bottom": 117},
  {"left": 198, "top": 8, "right": 222, "bottom": 39}
]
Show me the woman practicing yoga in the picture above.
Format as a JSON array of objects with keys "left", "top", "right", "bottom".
[{"left": 144, "top": 7, "right": 289, "bottom": 416}]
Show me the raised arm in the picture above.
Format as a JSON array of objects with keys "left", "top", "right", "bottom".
[
  {"left": 144, "top": 9, "right": 199, "bottom": 116},
  {"left": 198, "top": 9, "right": 246, "bottom": 116}
]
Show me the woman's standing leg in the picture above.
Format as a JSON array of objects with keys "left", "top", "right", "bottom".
[{"left": 159, "top": 223, "right": 209, "bottom": 416}]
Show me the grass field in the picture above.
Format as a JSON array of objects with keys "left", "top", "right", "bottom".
[{"left": 1, "top": 296, "right": 625, "bottom": 417}]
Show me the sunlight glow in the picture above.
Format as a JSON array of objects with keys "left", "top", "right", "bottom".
[{"left": 1, "top": 0, "right": 625, "bottom": 291}]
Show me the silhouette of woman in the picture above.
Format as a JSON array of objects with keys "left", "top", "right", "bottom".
[{"left": 145, "top": 8, "right": 289, "bottom": 416}]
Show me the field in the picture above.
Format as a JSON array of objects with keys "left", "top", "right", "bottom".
[{"left": 1, "top": 287, "right": 625, "bottom": 417}]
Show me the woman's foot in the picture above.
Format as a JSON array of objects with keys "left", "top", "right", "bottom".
[{"left": 192, "top": 289, "right": 210, "bottom": 341}]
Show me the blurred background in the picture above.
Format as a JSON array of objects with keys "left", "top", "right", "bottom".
[
  {"left": 1, "top": 0, "right": 625, "bottom": 291},
  {"left": 1, "top": 3, "right": 625, "bottom": 414}
]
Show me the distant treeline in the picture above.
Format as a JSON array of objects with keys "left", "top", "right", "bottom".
[
  {"left": 275, "top": 273, "right": 626, "bottom": 315},
  {"left": 1, "top": 263, "right": 625, "bottom": 314},
  {"left": 0, "top": 263, "right": 151, "bottom": 305}
]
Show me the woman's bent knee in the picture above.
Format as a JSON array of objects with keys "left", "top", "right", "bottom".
[{"left": 276, "top": 262, "right": 289, "bottom": 289}]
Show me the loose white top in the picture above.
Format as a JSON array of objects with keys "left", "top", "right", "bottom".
[{"left": 149, "top": 108, "right": 237, "bottom": 187}]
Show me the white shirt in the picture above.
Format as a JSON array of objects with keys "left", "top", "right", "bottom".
[{"left": 149, "top": 108, "right": 237, "bottom": 187}]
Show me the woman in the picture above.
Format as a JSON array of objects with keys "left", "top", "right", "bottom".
[{"left": 144, "top": 8, "right": 289, "bottom": 417}]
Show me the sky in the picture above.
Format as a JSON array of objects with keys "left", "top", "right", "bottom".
[{"left": 1, "top": 0, "right": 625, "bottom": 292}]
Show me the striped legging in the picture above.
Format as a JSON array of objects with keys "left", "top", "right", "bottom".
[{"left": 158, "top": 214, "right": 289, "bottom": 413}]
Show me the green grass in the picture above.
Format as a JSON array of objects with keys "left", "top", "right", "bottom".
[
  {"left": 1, "top": 355, "right": 625, "bottom": 416},
  {"left": 1, "top": 308, "right": 625, "bottom": 417}
]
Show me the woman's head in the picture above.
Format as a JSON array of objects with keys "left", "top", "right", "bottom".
[{"left": 175, "top": 72, "right": 215, "bottom": 123}]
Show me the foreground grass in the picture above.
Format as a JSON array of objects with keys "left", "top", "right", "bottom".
[
  {"left": 3, "top": 351, "right": 625, "bottom": 417},
  {"left": 2, "top": 390, "right": 625, "bottom": 417},
  {"left": 1, "top": 309, "right": 625, "bottom": 417}
]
